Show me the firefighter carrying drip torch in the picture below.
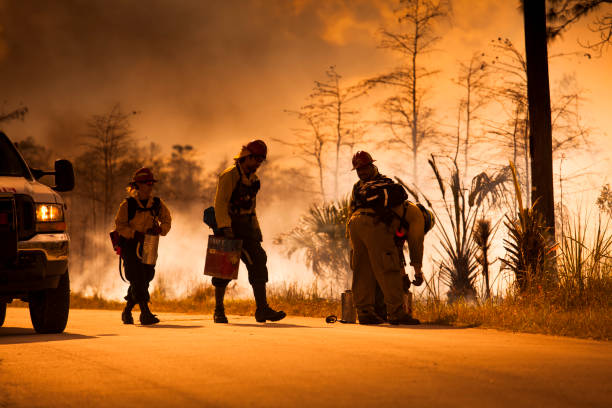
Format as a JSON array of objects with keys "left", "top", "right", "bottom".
[
  {"left": 347, "top": 151, "right": 426, "bottom": 325},
  {"left": 114, "top": 168, "right": 172, "bottom": 325},
  {"left": 211, "top": 140, "right": 286, "bottom": 324}
]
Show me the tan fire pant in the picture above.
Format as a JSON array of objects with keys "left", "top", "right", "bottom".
[{"left": 348, "top": 214, "right": 404, "bottom": 319}]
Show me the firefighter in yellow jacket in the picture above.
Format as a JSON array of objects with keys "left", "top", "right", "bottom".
[
  {"left": 211, "top": 140, "right": 286, "bottom": 323},
  {"left": 114, "top": 168, "right": 171, "bottom": 325},
  {"left": 347, "top": 151, "right": 425, "bottom": 325}
]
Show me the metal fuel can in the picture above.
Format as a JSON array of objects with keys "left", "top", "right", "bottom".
[
  {"left": 203, "top": 235, "right": 243, "bottom": 280},
  {"left": 137, "top": 233, "right": 159, "bottom": 265},
  {"left": 341, "top": 290, "right": 356, "bottom": 323},
  {"left": 402, "top": 290, "right": 413, "bottom": 315}
]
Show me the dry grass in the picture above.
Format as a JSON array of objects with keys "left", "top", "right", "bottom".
[
  {"left": 8, "top": 286, "right": 609, "bottom": 340},
  {"left": 8, "top": 281, "right": 341, "bottom": 318},
  {"left": 414, "top": 296, "right": 611, "bottom": 340},
  {"left": 8, "top": 243, "right": 610, "bottom": 341}
]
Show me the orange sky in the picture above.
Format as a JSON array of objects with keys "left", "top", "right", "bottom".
[{"left": 0, "top": 0, "right": 610, "bottom": 197}]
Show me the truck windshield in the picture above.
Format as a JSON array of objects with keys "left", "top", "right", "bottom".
[{"left": 0, "top": 135, "right": 30, "bottom": 177}]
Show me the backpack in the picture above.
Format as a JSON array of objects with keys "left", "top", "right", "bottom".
[
  {"left": 416, "top": 203, "right": 435, "bottom": 234},
  {"left": 355, "top": 177, "right": 408, "bottom": 211}
]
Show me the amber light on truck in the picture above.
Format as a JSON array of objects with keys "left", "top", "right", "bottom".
[{"left": 35, "top": 203, "right": 66, "bottom": 232}]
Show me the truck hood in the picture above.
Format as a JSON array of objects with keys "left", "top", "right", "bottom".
[{"left": 0, "top": 176, "right": 62, "bottom": 204}]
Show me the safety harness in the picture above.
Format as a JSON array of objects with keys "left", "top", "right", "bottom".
[{"left": 229, "top": 165, "right": 260, "bottom": 215}]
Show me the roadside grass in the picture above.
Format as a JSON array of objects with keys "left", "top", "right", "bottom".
[
  {"left": 8, "top": 284, "right": 609, "bottom": 340},
  {"left": 8, "top": 281, "right": 341, "bottom": 318},
  {"left": 415, "top": 296, "right": 611, "bottom": 340}
]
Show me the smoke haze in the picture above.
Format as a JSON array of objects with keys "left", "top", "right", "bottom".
[{"left": 1, "top": 0, "right": 611, "bottom": 298}]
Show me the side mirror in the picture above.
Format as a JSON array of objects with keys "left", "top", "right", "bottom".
[{"left": 53, "top": 159, "right": 75, "bottom": 192}]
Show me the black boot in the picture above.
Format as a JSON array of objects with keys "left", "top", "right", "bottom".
[
  {"left": 214, "top": 285, "right": 228, "bottom": 323},
  {"left": 139, "top": 301, "right": 160, "bottom": 325},
  {"left": 121, "top": 299, "right": 135, "bottom": 325},
  {"left": 388, "top": 311, "right": 420, "bottom": 325},
  {"left": 358, "top": 310, "right": 385, "bottom": 325},
  {"left": 252, "top": 283, "right": 286, "bottom": 323}
]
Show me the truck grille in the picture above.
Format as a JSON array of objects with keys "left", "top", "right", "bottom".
[
  {"left": 0, "top": 197, "right": 18, "bottom": 263},
  {"left": 15, "top": 195, "right": 36, "bottom": 240}
]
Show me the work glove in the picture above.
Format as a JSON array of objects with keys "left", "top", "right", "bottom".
[
  {"left": 221, "top": 227, "right": 235, "bottom": 239},
  {"left": 412, "top": 270, "right": 424, "bottom": 286},
  {"left": 133, "top": 230, "right": 145, "bottom": 244},
  {"left": 146, "top": 223, "right": 162, "bottom": 236}
]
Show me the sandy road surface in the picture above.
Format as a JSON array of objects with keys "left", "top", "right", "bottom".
[{"left": 1, "top": 308, "right": 611, "bottom": 408}]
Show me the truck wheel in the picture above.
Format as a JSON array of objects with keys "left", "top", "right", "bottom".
[
  {"left": 0, "top": 303, "right": 6, "bottom": 327},
  {"left": 29, "top": 270, "right": 70, "bottom": 334}
]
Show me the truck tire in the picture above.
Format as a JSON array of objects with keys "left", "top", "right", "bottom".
[
  {"left": 29, "top": 270, "right": 70, "bottom": 333},
  {"left": 0, "top": 303, "right": 6, "bottom": 327}
]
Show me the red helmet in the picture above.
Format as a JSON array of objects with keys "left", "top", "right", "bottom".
[
  {"left": 132, "top": 167, "right": 157, "bottom": 183},
  {"left": 246, "top": 139, "right": 267, "bottom": 158},
  {"left": 352, "top": 151, "right": 375, "bottom": 170}
]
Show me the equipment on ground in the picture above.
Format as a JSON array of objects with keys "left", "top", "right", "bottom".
[
  {"left": 325, "top": 290, "right": 357, "bottom": 324},
  {"left": 203, "top": 235, "right": 242, "bottom": 280},
  {"left": 403, "top": 290, "right": 413, "bottom": 315},
  {"left": 341, "top": 290, "right": 356, "bottom": 323}
]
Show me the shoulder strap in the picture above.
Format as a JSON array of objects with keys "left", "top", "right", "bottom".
[
  {"left": 127, "top": 197, "right": 138, "bottom": 221},
  {"left": 152, "top": 197, "right": 161, "bottom": 217},
  {"left": 127, "top": 197, "right": 161, "bottom": 221}
]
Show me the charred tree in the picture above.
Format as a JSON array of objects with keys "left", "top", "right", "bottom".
[{"left": 523, "top": 0, "right": 556, "bottom": 235}]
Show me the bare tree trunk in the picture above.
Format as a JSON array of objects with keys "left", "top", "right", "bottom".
[
  {"left": 411, "top": 22, "right": 419, "bottom": 185},
  {"left": 335, "top": 95, "right": 341, "bottom": 201},
  {"left": 464, "top": 69, "right": 471, "bottom": 175},
  {"left": 523, "top": 0, "right": 555, "bottom": 233},
  {"left": 455, "top": 104, "right": 461, "bottom": 163},
  {"left": 317, "top": 155, "right": 325, "bottom": 201},
  {"left": 523, "top": 117, "right": 530, "bottom": 205}
]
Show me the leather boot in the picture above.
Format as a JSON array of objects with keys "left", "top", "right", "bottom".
[
  {"left": 389, "top": 311, "right": 420, "bottom": 325},
  {"left": 252, "top": 283, "right": 286, "bottom": 323},
  {"left": 358, "top": 310, "right": 384, "bottom": 325},
  {"left": 121, "top": 300, "right": 135, "bottom": 325},
  {"left": 139, "top": 302, "right": 160, "bottom": 325},
  {"left": 214, "top": 285, "right": 228, "bottom": 323}
]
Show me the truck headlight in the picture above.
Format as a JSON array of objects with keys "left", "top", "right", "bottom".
[{"left": 36, "top": 203, "right": 66, "bottom": 232}]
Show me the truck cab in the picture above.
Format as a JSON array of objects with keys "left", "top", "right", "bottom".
[{"left": 0, "top": 131, "right": 75, "bottom": 333}]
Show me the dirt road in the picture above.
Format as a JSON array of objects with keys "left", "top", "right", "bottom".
[{"left": 1, "top": 308, "right": 610, "bottom": 408}]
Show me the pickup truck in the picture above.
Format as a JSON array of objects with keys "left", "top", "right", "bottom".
[{"left": 0, "top": 131, "right": 75, "bottom": 333}]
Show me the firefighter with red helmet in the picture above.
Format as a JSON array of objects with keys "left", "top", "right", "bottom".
[
  {"left": 114, "top": 167, "right": 172, "bottom": 325},
  {"left": 347, "top": 151, "right": 425, "bottom": 325},
  {"left": 211, "top": 140, "right": 286, "bottom": 323}
]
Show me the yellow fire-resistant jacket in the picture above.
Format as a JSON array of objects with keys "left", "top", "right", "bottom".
[
  {"left": 114, "top": 196, "right": 172, "bottom": 239},
  {"left": 348, "top": 181, "right": 425, "bottom": 268},
  {"left": 213, "top": 162, "right": 261, "bottom": 231}
]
